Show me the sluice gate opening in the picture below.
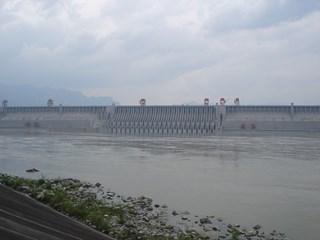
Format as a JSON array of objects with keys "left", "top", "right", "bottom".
[{"left": 107, "top": 106, "right": 217, "bottom": 136}]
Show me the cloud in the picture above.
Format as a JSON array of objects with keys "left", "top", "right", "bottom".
[
  {"left": 0, "top": 0, "right": 319, "bottom": 104},
  {"left": 203, "top": 0, "right": 320, "bottom": 33}
]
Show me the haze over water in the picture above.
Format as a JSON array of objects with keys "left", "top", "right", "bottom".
[{"left": 0, "top": 130, "right": 319, "bottom": 240}]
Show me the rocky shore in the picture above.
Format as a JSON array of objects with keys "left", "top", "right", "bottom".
[{"left": 0, "top": 173, "right": 290, "bottom": 240}]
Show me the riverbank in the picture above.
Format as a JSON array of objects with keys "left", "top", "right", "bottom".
[
  {"left": 0, "top": 180, "right": 114, "bottom": 240},
  {"left": 0, "top": 173, "right": 290, "bottom": 240}
]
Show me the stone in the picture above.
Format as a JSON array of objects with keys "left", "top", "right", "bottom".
[
  {"left": 127, "top": 203, "right": 134, "bottom": 208},
  {"left": 107, "top": 191, "right": 115, "bottom": 197},
  {"left": 245, "top": 230, "right": 257, "bottom": 237},
  {"left": 125, "top": 222, "right": 136, "bottom": 228},
  {"left": 265, "top": 235, "right": 275, "bottom": 240},
  {"left": 149, "top": 220, "right": 158, "bottom": 227},
  {"left": 253, "top": 224, "right": 262, "bottom": 230},
  {"left": 180, "top": 210, "right": 190, "bottom": 215},
  {"left": 200, "top": 217, "right": 212, "bottom": 224},
  {"left": 181, "top": 215, "right": 188, "bottom": 220},
  {"left": 21, "top": 185, "right": 30, "bottom": 192},
  {"left": 95, "top": 182, "right": 101, "bottom": 187},
  {"left": 212, "top": 226, "right": 220, "bottom": 231},
  {"left": 203, "top": 226, "right": 213, "bottom": 232},
  {"left": 172, "top": 210, "right": 178, "bottom": 216},
  {"left": 36, "top": 192, "right": 44, "bottom": 200},
  {"left": 154, "top": 204, "right": 160, "bottom": 208},
  {"left": 26, "top": 168, "right": 39, "bottom": 173}
]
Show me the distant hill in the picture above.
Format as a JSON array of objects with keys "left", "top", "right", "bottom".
[{"left": 0, "top": 84, "right": 118, "bottom": 106}]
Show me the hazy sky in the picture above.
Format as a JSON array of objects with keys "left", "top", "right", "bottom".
[{"left": 1, "top": 0, "right": 320, "bottom": 105}]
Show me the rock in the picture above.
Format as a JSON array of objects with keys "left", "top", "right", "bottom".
[
  {"left": 203, "top": 226, "right": 213, "bottom": 232},
  {"left": 217, "top": 217, "right": 223, "bottom": 222},
  {"left": 265, "top": 234, "right": 275, "bottom": 240},
  {"left": 36, "top": 192, "right": 44, "bottom": 200},
  {"left": 200, "top": 217, "right": 212, "bottom": 224},
  {"left": 127, "top": 203, "right": 134, "bottom": 208},
  {"left": 154, "top": 204, "right": 160, "bottom": 208},
  {"left": 21, "top": 185, "right": 30, "bottom": 192},
  {"left": 180, "top": 210, "right": 190, "bottom": 215},
  {"left": 125, "top": 222, "right": 136, "bottom": 228},
  {"left": 181, "top": 215, "right": 188, "bottom": 220},
  {"left": 245, "top": 230, "right": 257, "bottom": 237},
  {"left": 138, "top": 195, "right": 146, "bottom": 200},
  {"left": 149, "top": 220, "right": 158, "bottom": 227},
  {"left": 172, "top": 210, "right": 178, "bottom": 216},
  {"left": 142, "top": 216, "right": 149, "bottom": 222},
  {"left": 161, "top": 204, "right": 168, "bottom": 208},
  {"left": 234, "top": 223, "right": 240, "bottom": 228},
  {"left": 253, "top": 224, "right": 262, "bottom": 230},
  {"left": 271, "top": 229, "right": 278, "bottom": 236},
  {"left": 107, "top": 191, "right": 115, "bottom": 197},
  {"left": 212, "top": 226, "right": 220, "bottom": 231},
  {"left": 26, "top": 168, "right": 39, "bottom": 173},
  {"left": 95, "top": 182, "right": 101, "bottom": 187},
  {"left": 147, "top": 212, "right": 155, "bottom": 220}
]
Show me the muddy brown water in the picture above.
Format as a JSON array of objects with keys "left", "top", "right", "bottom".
[{"left": 1, "top": 129, "right": 319, "bottom": 240}]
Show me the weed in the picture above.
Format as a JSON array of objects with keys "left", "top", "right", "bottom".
[{"left": 232, "top": 228, "right": 241, "bottom": 240}]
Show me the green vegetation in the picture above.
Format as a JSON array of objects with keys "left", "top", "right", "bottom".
[{"left": 231, "top": 228, "right": 241, "bottom": 240}]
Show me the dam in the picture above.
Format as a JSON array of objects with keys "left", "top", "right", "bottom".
[{"left": 1, "top": 99, "right": 320, "bottom": 135}]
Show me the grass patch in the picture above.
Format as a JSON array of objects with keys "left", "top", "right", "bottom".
[{"left": 232, "top": 228, "right": 241, "bottom": 240}]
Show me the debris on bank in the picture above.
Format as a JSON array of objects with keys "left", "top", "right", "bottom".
[{"left": 0, "top": 174, "right": 290, "bottom": 240}]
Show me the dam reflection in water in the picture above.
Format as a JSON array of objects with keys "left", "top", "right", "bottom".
[{"left": 0, "top": 130, "right": 320, "bottom": 240}]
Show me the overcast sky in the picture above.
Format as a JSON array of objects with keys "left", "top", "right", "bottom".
[{"left": 1, "top": 0, "right": 320, "bottom": 105}]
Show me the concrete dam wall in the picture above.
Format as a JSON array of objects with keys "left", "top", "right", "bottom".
[
  {"left": 1, "top": 104, "right": 320, "bottom": 135},
  {"left": 224, "top": 105, "right": 320, "bottom": 132},
  {"left": 0, "top": 106, "right": 109, "bottom": 132}
]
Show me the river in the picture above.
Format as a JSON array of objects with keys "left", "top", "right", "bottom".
[{"left": 0, "top": 129, "right": 319, "bottom": 239}]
